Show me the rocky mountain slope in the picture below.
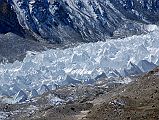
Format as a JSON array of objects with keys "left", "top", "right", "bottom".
[
  {"left": 0, "top": 0, "right": 24, "bottom": 36},
  {"left": 86, "top": 67, "right": 159, "bottom": 120},
  {"left": 1, "top": 0, "right": 159, "bottom": 44}
]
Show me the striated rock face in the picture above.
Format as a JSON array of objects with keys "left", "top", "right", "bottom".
[{"left": 1, "top": 0, "right": 159, "bottom": 44}]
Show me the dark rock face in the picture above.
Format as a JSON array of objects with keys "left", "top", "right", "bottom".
[
  {"left": 1, "top": 0, "right": 159, "bottom": 44},
  {"left": 0, "top": 33, "right": 56, "bottom": 63},
  {"left": 110, "top": 0, "right": 159, "bottom": 23},
  {"left": 0, "top": 0, "right": 24, "bottom": 36}
]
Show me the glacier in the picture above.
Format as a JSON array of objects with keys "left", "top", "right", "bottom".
[{"left": 0, "top": 25, "right": 159, "bottom": 103}]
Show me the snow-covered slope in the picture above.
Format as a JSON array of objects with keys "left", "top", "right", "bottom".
[
  {"left": 0, "top": 25, "right": 158, "bottom": 103},
  {"left": 1, "top": 0, "right": 159, "bottom": 43}
]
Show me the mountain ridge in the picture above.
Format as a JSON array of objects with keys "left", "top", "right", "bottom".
[{"left": 1, "top": 0, "right": 159, "bottom": 44}]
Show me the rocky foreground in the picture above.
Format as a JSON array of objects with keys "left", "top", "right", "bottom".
[{"left": 0, "top": 67, "right": 159, "bottom": 120}]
